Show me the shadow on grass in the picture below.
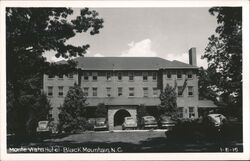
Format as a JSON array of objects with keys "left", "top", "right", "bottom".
[{"left": 7, "top": 123, "right": 243, "bottom": 153}]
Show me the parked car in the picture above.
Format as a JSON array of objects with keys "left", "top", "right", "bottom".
[
  {"left": 86, "top": 118, "right": 96, "bottom": 131},
  {"left": 141, "top": 116, "right": 158, "bottom": 129},
  {"left": 122, "top": 117, "right": 137, "bottom": 130},
  {"left": 207, "top": 114, "right": 227, "bottom": 131},
  {"left": 94, "top": 117, "right": 108, "bottom": 131},
  {"left": 36, "top": 120, "right": 52, "bottom": 135},
  {"left": 158, "top": 115, "right": 176, "bottom": 131}
]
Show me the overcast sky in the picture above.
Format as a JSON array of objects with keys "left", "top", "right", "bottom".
[{"left": 44, "top": 8, "right": 218, "bottom": 68}]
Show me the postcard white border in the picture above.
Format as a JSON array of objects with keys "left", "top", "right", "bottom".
[{"left": 0, "top": 0, "right": 249, "bottom": 160}]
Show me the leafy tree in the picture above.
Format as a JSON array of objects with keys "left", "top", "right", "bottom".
[
  {"left": 58, "top": 84, "right": 87, "bottom": 133},
  {"left": 25, "top": 92, "right": 52, "bottom": 135},
  {"left": 198, "top": 67, "right": 217, "bottom": 101},
  {"left": 95, "top": 103, "right": 108, "bottom": 118},
  {"left": 158, "top": 84, "right": 177, "bottom": 117},
  {"left": 202, "top": 7, "right": 242, "bottom": 110},
  {"left": 6, "top": 8, "right": 103, "bottom": 135},
  {"left": 8, "top": 92, "right": 51, "bottom": 135},
  {"left": 137, "top": 104, "right": 149, "bottom": 129}
]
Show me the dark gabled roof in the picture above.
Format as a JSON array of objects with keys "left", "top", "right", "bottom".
[{"left": 58, "top": 57, "right": 198, "bottom": 70}]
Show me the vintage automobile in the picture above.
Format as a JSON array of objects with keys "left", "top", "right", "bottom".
[
  {"left": 207, "top": 113, "right": 227, "bottom": 131},
  {"left": 86, "top": 118, "right": 96, "bottom": 131},
  {"left": 94, "top": 117, "right": 108, "bottom": 131},
  {"left": 122, "top": 117, "right": 137, "bottom": 130},
  {"left": 158, "top": 115, "right": 176, "bottom": 130},
  {"left": 36, "top": 120, "right": 52, "bottom": 135},
  {"left": 141, "top": 116, "right": 158, "bottom": 129}
]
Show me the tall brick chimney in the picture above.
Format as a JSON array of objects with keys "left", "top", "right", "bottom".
[{"left": 188, "top": 47, "right": 197, "bottom": 66}]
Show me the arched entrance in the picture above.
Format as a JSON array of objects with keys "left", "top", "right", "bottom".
[{"left": 114, "top": 109, "right": 131, "bottom": 126}]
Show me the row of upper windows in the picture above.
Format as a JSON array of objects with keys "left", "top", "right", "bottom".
[
  {"left": 83, "top": 72, "right": 157, "bottom": 81},
  {"left": 46, "top": 72, "right": 194, "bottom": 81},
  {"left": 82, "top": 87, "right": 159, "bottom": 97},
  {"left": 167, "top": 72, "right": 194, "bottom": 79},
  {"left": 47, "top": 86, "right": 194, "bottom": 98},
  {"left": 47, "top": 73, "right": 74, "bottom": 79},
  {"left": 47, "top": 86, "right": 159, "bottom": 97}
]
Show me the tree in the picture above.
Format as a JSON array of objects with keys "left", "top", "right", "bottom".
[
  {"left": 6, "top": 8, "right": 103, "bottom": 135},
  {"left": 137, "top": 104, "right": 149, "bottom": 129},
  {"left": 8, "top": 92, "right": 51, "bottom": 136},
  {"left": 58, "top": 84, "right": 87, "bottom": 133},
  {"left": 95, "top": 103, "right": 107, "bottom": 118},
  {"left": 25, "top": 92, "right": 52, "bottom": 135},
  {"left": 198, "top": 67, "right": 217, "bottom": 101},
  {"left": 202, "top": 7, "right": 242, "bottom": 110},
  {"left": 158, "top": 84, "right": 177, "bottom": 117}
]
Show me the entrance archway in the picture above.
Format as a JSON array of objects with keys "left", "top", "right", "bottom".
[{"left": 114, "top": 109, "right": 131, "bottom": 126}]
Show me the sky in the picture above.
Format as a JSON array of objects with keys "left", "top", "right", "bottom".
[{"left": 44, "top": 8, "right": 218, "bottom": 68}]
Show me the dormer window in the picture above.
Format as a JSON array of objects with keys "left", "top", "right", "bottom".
[
  {"left": 152, "top": 72, "right": 157, "bottom": 81},
  {"left": 48, "top": 74, "right": 54, "bottom": 79},
  {"left": 92, "top": 72, "right": 98, "bottom": 81},
  {"left": 142, "top": 72, "right": 148, "bottom": 81},
  {"left": 84, "top": 72, "right": 89, "bottom": 81},
  {"left": 68, "top": 73, "right": 73, "bottom": 79},
  {"left": 187, "top": 72, "right": 193, "bottom": 79},
  {"left": 58, "top": 74, "right": 63, "bottom": 79},
  {"left": 129, "top": 72, "right": 134, "bottom": 81},
  {"left": 177, "top": 72, "right": 182, "bottom": 79},
  {"left": 118, "top": 72, "right": 122, "bottom": 81},
  {"left": 107, "top": 72, "right": 112, "bottom": 81},
  {"left": 167, "top": 72, "right": 171, "bottom": 79}
]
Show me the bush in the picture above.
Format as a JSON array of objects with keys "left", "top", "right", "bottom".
[{"left": 58, "top": 83, "right": 87, "bottom": 133}]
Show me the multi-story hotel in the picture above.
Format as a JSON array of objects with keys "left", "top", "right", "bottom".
[{"left": 43, "top": 48, "right": 217, "bottom": 130}]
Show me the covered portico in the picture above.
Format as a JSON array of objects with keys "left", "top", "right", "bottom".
[{"left": 86, "top": 97, "right": 160, "bottom": 130}]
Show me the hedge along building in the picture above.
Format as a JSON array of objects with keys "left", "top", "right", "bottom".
[{"left": 43, "top": 48, "right": 217, "bottom": 130}]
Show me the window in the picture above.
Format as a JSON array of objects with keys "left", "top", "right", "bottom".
[
  {"left": 58, "top": 86, "right": 63, "bottom": 97},
  {"left": 142, "top": 72, "right": 148, "bottom": 81},
  {"left": 188, "top": 86, "right": 194, "bottom": 96},
  {"left": 187, "top": 72, "right": 193, "bottom": 79},
  {"left": 129, "top": 72, "right": 134, "bottom": 81},
  {"left": 92, "top": 88, "right": 97, "bottom": 96},
  {"left": 153, "top": 87, "right": 158, "bottom": 97},
  {"left": 84, "top": 72, "right": 89, "bottom": 81},
  {"left": 129, "top": 87, "right": 134, "bottom": 97},
  {"left": 68, "top": 73, "right": 73, "bottom": 79},
  {"left": 106, "top": 72, "right": 112, "bottom": 81},
  {"left": 118, "top": 72, "right": 122, "bottom": 81},
  {"left": 152, "top": 72, "right": 157, "bottom": 81},
  {"left": 118, "top": 87, "right": 123, "bottom": 96},
  {"left": 58, "top": 74, "right": 64, "bottom": 79},
  {"left": 177, "top": 72, "right": 182, "bottom": 79},
  {"left": 92, "top": 72, "right": 97, "bottom": 81},
  {"left": 143, "top": 87, "right": 148, "bottom": 97},
  {"left": 48, "top": 74, "right": 54, "bottom": 79},
  {"left": 48, "top": 86, "right": 53, "bottom": 96},
  {"left": 177, "top": 107, "right": 184, "bottom": 118},
  {"left": 106, "top": 87, "right": 111, "bottom": 97},
  {"left": 189, "top": 107, "right": 195, "bottom": 118},
  {"left": 83, "top": 88, "right": 89, "bottom": 96},
  {"left": 167, "top": 72, "right": 171, "bottom": 79},
  {"left": 177, "top": 86, "right": 183, "bottom": 96}
]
